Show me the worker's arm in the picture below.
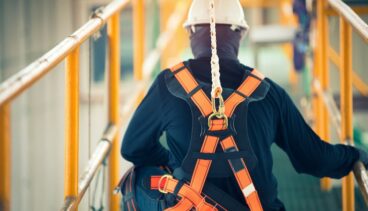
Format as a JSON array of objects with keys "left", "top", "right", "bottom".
[
  {"left": 121, "top": 73, "right": 169, "bottom": 167},
  {"left": 275, "top": 88, "right": 360, "bottom": 179}
]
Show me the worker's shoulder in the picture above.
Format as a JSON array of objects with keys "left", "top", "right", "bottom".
[
  {"left": 153, "top": 68, "right": 170, "bottom": 86},
  {"left": 147, "top": 69, "right": 172, "bottom": 96},
  {"left": 261, "top": 76, "right": 289, "bottom": 103},
  {"left": 264, "top": 78, "right": 286, "bottom": 94},
  {"left": 238, "top": 63, "right": 288, "bottom": 101},
  {"left": 152, "top": 65, "right": 289, "bottom": 102}
]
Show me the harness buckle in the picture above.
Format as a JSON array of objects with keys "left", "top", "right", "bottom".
[
  {"left": 158, "top": 174, "right": 173, "bottom": 194},
  {"left": 211, "top": 94, "right": 225, "bottom": 115},
  {"left": 208, "top": 113, "right": 228, "bottom": 129},
  {"left": 209, "top": 95, "right": 228, "bottom": 128}
]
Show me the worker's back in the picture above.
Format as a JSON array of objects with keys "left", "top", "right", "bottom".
[
  {"left": 122, "top": 57, "right": 359, "bottom": 211},
  {"left": 123, "top": 57, "right": 287, "bottom": 210}
]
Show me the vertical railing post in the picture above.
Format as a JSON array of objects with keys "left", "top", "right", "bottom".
[
  {"left": 313, "top": 0, "right": 323, "bottom": 160},
  {"left": 159, "top": 0, "right": 174, "bottom": 68},
  {"left": 0, "top": 104, "right": 11, "bottom": 211},
  {"left": 317, "top": 0, "right": 331, "bottom": 191},
  {"left": 108, "top": 13, "right": 121, "bottom": 211},
  {"left": 64, "top": 47, "right": 80, "bottom": 210},
  {"left": 279, "top": 0, "right": 298, "bottom": 86},
  {"left": 133, "top": 0, "right": 145, "bottom": 81},
  {"left": 340, "top": 16, "right": 354, "bottom": 211}
]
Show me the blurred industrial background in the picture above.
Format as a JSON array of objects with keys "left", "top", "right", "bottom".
[{"left": 0, "top": 0, "right": 367, "bottom": 210}]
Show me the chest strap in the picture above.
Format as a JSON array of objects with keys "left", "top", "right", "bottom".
[{"left": 154, "top": 62, "right": 265, "bottom": 211}]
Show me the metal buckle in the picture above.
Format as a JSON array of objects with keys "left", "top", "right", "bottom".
[
  {"left": 208, "top": 112, "right": 228, "bottom": 129},
  {"left": 211, "top": 95, "right": 225, "bottom": 116},
  {"left": 208, "top": 94, "right": 228, "bottom": 128},
  {"left": 158, "top": 174, "right": 173, "bottom": 194}
]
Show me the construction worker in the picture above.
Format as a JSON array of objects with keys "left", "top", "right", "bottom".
[{"left": 120, "top": 0, "right": 368, "bottom": 210}]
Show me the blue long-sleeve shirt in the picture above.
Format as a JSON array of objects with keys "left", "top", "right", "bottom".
[{"left": 121, "top": 58, "right": 359, "bottom": 210}]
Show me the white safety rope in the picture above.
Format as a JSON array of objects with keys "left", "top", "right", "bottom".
[{"left": 209, "top": 0, "right": 222, "bottom": 98}]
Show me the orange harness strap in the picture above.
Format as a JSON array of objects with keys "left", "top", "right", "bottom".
[
  {"left": 165, "top": 135, "right": 220, "bottom": 211},
  {"left": 151, "top": 175, "right": 218, "bottom": 211},
  {"left": 220, "top": 136, "right": 263, "bottom": 211},
  {"left": 208, "top": 119, "right": 228, "bottom": 131},
  {"left": 169, "top": 63, "right": 213, "bottom": 117},
  {"left": 224, "top": 69, "right": 264, "bottom": 117},
  {"left": 170, "top": 62, "right": 265, "bottom": 118},
  {"left": 162, "top": 62, "right": 265, "bottom": 211}
]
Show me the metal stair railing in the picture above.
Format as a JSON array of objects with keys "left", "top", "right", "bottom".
[
  {"left": 313, "top": 0, "right": 368, "bottom": 210},
  {"left": 0, "top": 0, "right": 190, "bottom": 210}
]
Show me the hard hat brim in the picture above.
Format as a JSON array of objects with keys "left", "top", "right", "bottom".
[{"left": 183, "top": 20, "right": 249, "bottom": 30}]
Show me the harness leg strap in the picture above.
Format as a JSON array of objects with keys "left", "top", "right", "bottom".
[
  {"left": 150, "top": 176, "right": 218, "bottom": 211},
  {"left": 220, "top": 136, "right": 263, "bottom": 211},
  {"left": 166, "top": 135, "right": 219, "bottom": 211}
]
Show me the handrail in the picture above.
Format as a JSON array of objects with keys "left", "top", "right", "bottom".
[
  {"left": 313, "top": 79, "right": 368, "bottom": 206},
  {"left": 61, "top": 124, "right": 118, "bottom": 211},
  {"left": 313, "top": 0, "right": 368, "bottom": 210},
  {"left": 354, "top": 162, "right": 368, "bottom": 204},
  {"left": 0, "top": 1, "right": 131, "bottom": 210},
  {"left": 119, "top": 0, "right": 190, "bottom": 119},
  {"left": 328, "top": 0, "right": 368, "bottom": 41},
  {"left": 60, "top": 1, "right": 187, "bottom": 210},
  {"left": 0, "top": 0, "right": 130, "bottom": 106},
  {"left": 0, "top": 0, "right": 190, "bottom": 210},
  {"left": 314, "top": 79, "right": 368, "bottom": 205},
  {"left": 326, "top": 5, "right": 368, "bottom": 16},
  {"left": 313, "top": 80, "right": 342, "bottom": 137},
  {"left": 328, "top": 47, "right": 368, "bottom": 96}
]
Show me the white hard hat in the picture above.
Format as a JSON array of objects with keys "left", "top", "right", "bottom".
[{"left": 183, "top": 0, "right": 249, "bottom": 30}]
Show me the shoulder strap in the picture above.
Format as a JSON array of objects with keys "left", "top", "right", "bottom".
[
  {"left": 170, "top": 62, "right": 265, "bottom": 118},
  {"left": 224, "top": 69, "right": 265, "bottom": 117},
  {"left": 169, "top": 62, "right": 213, "bottom": 117}
]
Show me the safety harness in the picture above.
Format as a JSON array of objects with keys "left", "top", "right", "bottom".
[
  {"left": 148, "top": 61, "right": 270, "bottom": 211},
  {"left": 119, "top": 2, "right": 269, "bottom": 209}
]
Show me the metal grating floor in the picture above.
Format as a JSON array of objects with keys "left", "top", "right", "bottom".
[{"left": 272, "top": 146, "right": 366, "bottom": 211}]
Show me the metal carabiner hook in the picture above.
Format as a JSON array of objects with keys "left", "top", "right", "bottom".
[
  {"left": 211, "top": 94, "right": 225, "bottom": 115},
  {"left": 209, "top": 94, "right": 228, "bottom": 128}
]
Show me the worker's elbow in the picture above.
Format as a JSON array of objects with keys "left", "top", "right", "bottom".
[
  {"left": 121, "top": 149, "right": 130, "bottom": 161},
  {"left": 120, "top": 139, "right": 134, "bottom": 161}
]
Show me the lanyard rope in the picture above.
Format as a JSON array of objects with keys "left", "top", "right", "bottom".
[
  {"left": 209, "top": 0, "right": 222, "bottom": 98},
  {"left": 208, "top": 0, "right": 227, "bottom": 125}
]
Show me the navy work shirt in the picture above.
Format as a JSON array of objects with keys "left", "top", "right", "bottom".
[{"left": 121, "top": 58, "right": 359, "bottom": 210}]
